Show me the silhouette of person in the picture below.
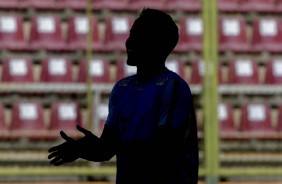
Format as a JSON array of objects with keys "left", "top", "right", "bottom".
[{"left": 48, "top": 8, "right": 199, "bottom": 184}]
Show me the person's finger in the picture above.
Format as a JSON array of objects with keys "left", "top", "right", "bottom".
[
  {"left": 48, "top": 151, "right": 60, "bottom": 159},
  {"left": 76, "top": 125, "right": 92, "bottom": 136},
  {"left": 60, "top": 131, "right": 73, "bottom": 141},
  {"left": 48, "top": 144, "right": 64, "bottom": 153},
  {"left": 50, "top": 156, "right": 62, "bottom": 165},
  {"left": 53, "top": 159, "right": 66, "bottom": 166}
]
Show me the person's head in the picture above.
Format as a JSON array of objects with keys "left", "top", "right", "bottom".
[{"left": 126, "top": 8, "right": 179, "bottom": 67}]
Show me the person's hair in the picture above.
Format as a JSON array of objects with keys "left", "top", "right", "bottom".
[{"left": 133, "top": 8, "right": 179, "bottom": 59}]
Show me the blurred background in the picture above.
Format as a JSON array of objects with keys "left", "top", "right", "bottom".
[{"left": 0, "top": 0, "right": 282, "bottom": 183}]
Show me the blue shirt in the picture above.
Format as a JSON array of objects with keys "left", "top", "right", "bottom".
[{"left": 105, "top": 66, "right": 198, "bottom": 184}]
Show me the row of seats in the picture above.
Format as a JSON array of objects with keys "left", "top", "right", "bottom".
[
  {"left": 2, "top": 57, "right": 282, "bottom": 85},
  {"left": 1, "top": 0, "right": 282, "bottom": 12},
  {"left": 2, "top": 15, "right": 282, "bottom": 53}
]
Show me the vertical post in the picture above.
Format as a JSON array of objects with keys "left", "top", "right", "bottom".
[
  {"left": 202, "top": 0, "right": 219, "bottom": 184},
  {"left": 86, "top": 0, "right": 94, "bottom": 131}
]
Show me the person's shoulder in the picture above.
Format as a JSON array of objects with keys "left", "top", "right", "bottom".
[
  {"left": 113, "top": 75, "right": 137, "bottom": 89},
  {"left": 164, "top": 70, "right": 190, "bottom": 90}
]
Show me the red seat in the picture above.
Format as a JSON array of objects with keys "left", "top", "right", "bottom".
[
  {"left": 189, "top": 60, "right": 224, "bottom": 84},
  {"left": 239, "top": 103, "right": 273, "bottom": 132},
  {"left": 92, "top": 0, "right": 128, "bottom": 10},
  {"left": 219, "top": 17, "right": 250, "bottom": 52},
  {"left": 218, "top": 0, "right": 239, "bottom": 12},
  {"left": 227, "top": 59, "right": 259, "bottom": 84},
  {"left": 251, "top": 18, "right": 282, "bottom": 52},
  {"left": 77, "top": 59, "right": 111, "bottom": 83},
  {"left": 265, "top": 59, "right": 282, "bottom": 84},
  {"left": 128, "top": 0, "right": 164, "bottom": 10},
  {"left": 218, "top": 103, "right": 236, "bottom": 132},
  {"left": 0, "top": 15, "right": 27, "bottom": 50},
  {"left": 57, "top": 0, "right": 86, "bottom": 10},
  {"left": 66, "top": 16, "right": 103, "bottom": 51},
  {"left": 11, "top": 102, "right": 46, "bottom": 139},
  {"left": 104, "top": 16, "right": 133, "bottom": 51},
  {"left": 239, "top": 0, "right": 275, "bottom": 12},
  {"left": 275, "top": 0, "right": 282, "bottom": 12},
  {"left": 175, "top": 17, "right": 203, "bottom": 52},
  {"left": 165, "top": 0, "right": 201, "bottom": 12},
  {"left": 165, "top": 59, "right": 185, "bottom": 78},
  {"left": 29, "top": 15, "right": 65, "bottom": 51},
  {"left": 95, "top": 103, "right": 109, "bottom": 135},
  {"left": 0, "top": 0, "right": 18, "bottom": 9},
  {"left": 40, "top": 58, "right": 72, "bottom": 83},
  {"left": 1, "top": 58, "right": 33, "bottom": 83},
  {"left": 49, "top": 102, "right": 82, "bottom": 131},
  {"left": 19, "top": 0, "right": 56, "bottom": 9},
  {"left": 116, "top": 59, "right": 137, "bottom": 80}
]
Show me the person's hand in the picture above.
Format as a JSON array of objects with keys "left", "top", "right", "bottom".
[{"left": 48, "top": 125, "right": 94, "bottom": 166}]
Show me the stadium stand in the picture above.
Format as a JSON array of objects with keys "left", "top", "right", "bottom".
[
  {"left": 49, "top": 102, "right": 82, "bottom": 131},
  {"left": 104, "top": 16, "right": 134, "bottom": 51},
  {"left": 116, "top": 59, "right": 137, "bottom": 80},
  {"left": 239, "top": 103, "right": 273, "bottom": 132},
  {"left": 77, "top": 59, "right": 111, "bottom": 83},
  {"left": 66, "top": 16, "right": 103, "bottom": 51},
  {"left": 165, "top": 59, "right": 185, "bottom": 78},
  {"left": 251, "top": 18, "right": 282, "bottom": 53},
  {"left": 218, "top": 0, "right": 239, "bottom": 12},
  {"left": 239, "top": 0, "right": 275, "bottom": 12},
  {"left": 40, "top": 58, "right": 73, "bottom": 83},
  {"left": 265, "top": 59, "right": 282, "bottom": 84},
  {"left": 1, "top": 58, "right": 34, "bottom": 83},
  {"left": 227, "top": 59, "right": 259, "bottom": 84},
  {"left": 0, "top": 15, "right": 27, "bottom": 51},
  {"left": 218, "top": 103, "right": 236, "bottom": 132},
  {"left": 175, "top": 17, "right": 203, "bottom": 52},
  {"left": 29, "top": 15, "right": 65, "bottom": 51},
  {"left": 165, "top": 0, "right": 201, "bottom": 12},
  {"left": 218, "top": 17, "right": 250, "bottom": 52}
]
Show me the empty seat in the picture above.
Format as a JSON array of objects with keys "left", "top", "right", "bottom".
[
  {"left": 116, "top": 59, "right": 137, "bottom": 80},
  {"left": 166, "top": 0, "right": 201, "bottom": 12},
  {"left": 165, "top": 59, "right": 185, "bottom": 78},
  {"left": 29, "top": 15, "right": 65, "bottom": 51},
  {"left": 218, "top": 103, "right": 236, "bottom": 132},
  {"left": 66, "top": 16, "right": 102, "bottom": 51},
  {"left": 128, "top": 0, "right": 164, "bottom": 10},
  {"left": 104, "top": 16, "right": 133, "bottom": 51},
  {"left": 1, "top": 58, "right": 33, "bottom": 83},
  {"left": 265, "top": 59, "right": 282, "bottom": 84},
  {"left": 189, "top": 60, "right": 224, "bottom": 84},
  {"left": 227, "top": 59, "right": 259, "bottom": 84},
  {"left": 239, "top": 103, "right": 273, "bottom": 132},
  {"left": 95, "top": 103, "right": 109, "bottom": 134},
  {"left": 0, "top": 0, "right": 18, "bottom": 9},
  {"left": 11, "top": 102, "right": 46, "bottom": 139},
  {"left": 93, "top": 0, "right": 128, "bottom": 10},
  {"left": 251, "top": 18, "right": 282, "bottom": 52},
  {"left": 175, "top": 17, "right": 203, "bottom": 52},
  {"left": 0, "top": 15, "right": 27, "bottom": 50},
  {"left": 49, "top": 102, "right": 82, "bottom": 131},
  {"left": 218, "top": 0, "right": 239, "bottom": 12},
  {"left": 40, "top": 58, "right": 72, "bottom": 83},
  {"left": 219, "top": 17, "right": 250, "bottom": 52},
  {"left": 77, "top": 59, "right": 111, "bottom": 83},
  {"left": 239, "top": 0, "right": 275, "bottom": 12}
]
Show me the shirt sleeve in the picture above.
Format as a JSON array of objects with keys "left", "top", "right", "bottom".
[{"left": 158, "top": 78, "right": 193, "bottom": 128}]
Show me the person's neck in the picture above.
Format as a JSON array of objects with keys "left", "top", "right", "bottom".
[{"left": 136, "top": 63, "right": 165, "bottom": 82}]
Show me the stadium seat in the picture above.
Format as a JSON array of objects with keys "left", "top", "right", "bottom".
[
  {"left": 219, "top": 17, "right": 250, "bottom": 52},
  {"left": 116, "top": 59, "right": 137, "bottom": 80},
  {"left": 239, "top": 0, "right": 275, "bottom": 12},
  {"left": 218, "top": 103, "right": 236, "bottom": 132},
  {"left": 0, "top": 0, "right": 18, "bottom": 9},
  {"left": 175, "top": 17, "right": 203, "bottom": 52},
  {"left": 57, "top": 0, "right": 86, "bottom": 10},
  {"left": 265, "top": 59, "right": 282, "bottom": 84},
  {"left": 128, "top": 0, "right": 164, "bottom": 10},
  {"left": 218, "top": 0, "right": 239, "bottom": 12},
  {"left": 189, "top": 60, "right": 224, "bottom": 84},
  {"left": 19, "top": 0, "right": 56, "bottom": 9},
  {"left": 165, "top": 59, "right": 185, "bottom": 78},
  {"left": 95, "top": 103, "right": 109, "bottom": 134},
  {"left": 239, "top": 103, "right": 273, "bottom": 132},
  {"left": 104, "top": 16, "right": 134, "bottom": 51},
  {"left": 227, "top": 59, "right": 259, "bottom": 84},
  {"left": 0, "top": 15, "right": 27, "bottom": 50},
  {"left": 165, "top": 0, "right": 201, "bottom": 12},
  {"left": 1, "top": 58, "right": 33, "bottom": 83},
  {"left": 77, "top": 59, "right": 111, "bottom": 83},
  {"left": 11, "top": 102, "right": 46, "bottom": 139},
  {"left": 40, "top": 58, "right": 72, "bottom": 83},
  {"left": 92, "top": 0, "right": 128, "bottom": 10},
  {"left": 66, "top": 16, "right": 103, "bottom": 51},
  {"left": 49, "top": 102, "right": 82, "bottom": 131},
  {"left": 275, "top": 0, "right": 282, "bottom": 12},
  {"left": 251, "top": 18, "right": 282, "bottom": 52},
  {"left": 29, "top": 15, "right": 65, "bottom": 51}
]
